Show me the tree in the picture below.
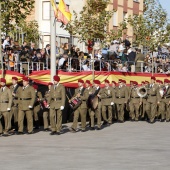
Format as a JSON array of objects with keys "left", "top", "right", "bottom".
[
  {"left": 126, "top": 0, "right": 170, "bottom": 50},
  {"left": 0, "top": 0, "right": 35, "bottom": 34},
  {"left": 18, "top": 20, "right": 40, "bottom": 45},
  {"left": 65, "top": 0, "right": 126, "bottom": 45}
]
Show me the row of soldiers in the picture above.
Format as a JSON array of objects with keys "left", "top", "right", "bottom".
[
  {"left": 68, "top": 76, "right": 170, "bottom": 133},
  {"left": 0, "top": 75, "right": 170, "bottom": 136}
]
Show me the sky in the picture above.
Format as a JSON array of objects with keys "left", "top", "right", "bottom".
[{"left": 159, "top": 0, "right": 170, "bottom": 20}]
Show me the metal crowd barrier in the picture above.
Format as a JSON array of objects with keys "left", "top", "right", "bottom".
[{"left": 1, "top": 59, "right": 170, "bottom": 74}]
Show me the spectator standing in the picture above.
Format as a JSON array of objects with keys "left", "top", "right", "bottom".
[
  {"left": 59, "top": 43, "right": 64, "bottom": 56},
  {"left": 45, "top": 44, "right": 51, "bottom": 56},
  {"left": 3, "top": 36, "right": 10, "bottom": 49},
  {"left": 82, "top": 61, "right": 90, "bottom": 71},
  {"left": 135, "top": 49, "right": 145, "bottom": 72},
  {"left": 102, "top": 45, "right": 108, "bottom": 60},
  {"left": 56, "top": 41, "right": 60, "bottom": 57},
  {"left": 63, "top": 43, "right": 69, "bottom": 55},
  {"left": 59, "top": 54, "right": 68, "bottom": 68},
  {"left": 8, "top": 48, "right": 15, "bottom": 71},
  {"left": 127, "top": 47, "right": 136, "bottom": 72},
  {"left": 124, "top": 35, "right": 131, "bottom": 48},
  {"left": 108, "top": 41, "right": 119, "bottom": 60},
  {"left": 21, "top": 42, "right": 27, "bottom": 51}
]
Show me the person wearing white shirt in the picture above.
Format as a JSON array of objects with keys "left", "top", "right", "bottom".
[{"left": 3, "top": 36, "right": 10, "bottom": 49}]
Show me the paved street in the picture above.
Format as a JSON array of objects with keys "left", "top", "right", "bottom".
[{"left": 0, "top": 121, "right": 170, "bottom": 170}]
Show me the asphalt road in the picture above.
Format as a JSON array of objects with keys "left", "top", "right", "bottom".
[{"left": 0, "top": 121, "right": 170, "bottom": 170}]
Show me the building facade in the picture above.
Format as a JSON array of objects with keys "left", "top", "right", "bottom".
[
  {"left": 109, "top": 0, "right": 144, "bottom": 39},
  {"left": 28, "top": 0, "right": 143, "bottom": 49},
  {"left": 28, "top": 0, "right": 86, "bottom": 50}
]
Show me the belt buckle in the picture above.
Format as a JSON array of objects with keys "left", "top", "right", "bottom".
[
  {"left": 165, "top": 97, "right": 166, "bottom": 99},
  {"left": 54, "top": 99, "right": 57, "bottom": 101},
  {"left": 119, "top": 97, "right": 121, "bottom": 98}
]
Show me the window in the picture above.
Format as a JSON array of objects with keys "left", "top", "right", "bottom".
[
  {"left": 42, "top": 1, "right": 50, "bottom": 20},
  {"left": 123, "top": 12, "right": 128, "bottom": 20},
  {"left": 113, "top": 11, "right": 118, "bottom": 26}
]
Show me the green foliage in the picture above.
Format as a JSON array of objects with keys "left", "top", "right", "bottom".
[
  {"left": 65, "top": 0, "right": 125, "bottom": 44},
  {"left": 0, "top": 0, "right": 35, "bottom": 34},
  {"left": 126, "top": 0, "right": 170, "bottom": 51},
  {"left": 18, "top": 20, "right": 40, "bottom": 44}
]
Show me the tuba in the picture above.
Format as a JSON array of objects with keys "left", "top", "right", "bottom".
[{"left": 137, "top": 87, "right": 148, "bottom": 98}]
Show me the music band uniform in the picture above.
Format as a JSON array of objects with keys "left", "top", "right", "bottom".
[
  {"left": 17, "top": 77, "right": 35, "bottom": 133},
  {"left": 159, "top": 79, "right": 170, "bottom": 121},
  {"left": 71, "top": 79, "right": 88, "bottom": 131},
  {"left": 146, "top": 77, "right": 159, "bottom": 123},
  {"left": 9, "top": 77, "right": 20, "bottom": 131},
  {"left": 32, "top": 85, "right": 43, "bottom": 129},
  {"left": 90, "top": 80, "right": 102, "bottom": 129},
  {"left": 48, "top": 76, "right": 65, "bottom": 134},
  {"left": 129, "top": 82, "right": 142, "bottom": 121},
  {"left": 100, "top": 80, "right": 113, "bottom": 124},
  {"left": 43, "top": 82, "right": 53, "bottom": 130},
  {"left": 0, "top": 78, "right": 12, "bottom": 135},
  {"left": 113, "top": 79, "right": 128, "bottom": 122}
]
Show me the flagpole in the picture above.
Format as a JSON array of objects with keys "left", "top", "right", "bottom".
[
  {"left": 0, "top": 2, "right": 4, "bottom": 78},
  {"left": 50, "top": 3, "right": 57, "bottom": 82}
]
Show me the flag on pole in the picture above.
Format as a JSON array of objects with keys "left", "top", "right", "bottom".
[
  {"left": 50, "top": 0, "right": 58, "bottom": 17},
  {"left": 57, "top": 0, "right": 72, "bottom": 25}
]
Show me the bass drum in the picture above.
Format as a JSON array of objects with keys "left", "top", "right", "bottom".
[{"left": 87, "top": 94, "right": 98, "bottom": 110}]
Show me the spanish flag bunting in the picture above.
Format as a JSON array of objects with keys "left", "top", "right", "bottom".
[{"left": 57, "top": 0, "right": 72, "bottom": 25}]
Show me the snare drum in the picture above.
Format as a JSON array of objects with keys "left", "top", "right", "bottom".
[{"left": 69, "top": 97, "right": 82, "bottom": 110}]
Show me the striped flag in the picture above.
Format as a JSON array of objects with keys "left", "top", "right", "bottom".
[
  {"left": 57, "top": 0, "right": 72, "bottom": 25},
  {"left": 50, "top": 0, "right": 58, "bottom": 17}
]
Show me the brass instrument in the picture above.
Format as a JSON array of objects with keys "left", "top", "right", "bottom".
[
  {"left": 159, "top": 87, "right": 165, "bottom": 98},
  {"left": 137, "top": 87, "right": 148, "bottom": 98}
]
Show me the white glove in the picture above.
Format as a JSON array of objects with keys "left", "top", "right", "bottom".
[
  {"left": 47, "top": 105, "right": 50, "bottom": 108},
  {"left": 60, "top": 106, "right": 64, "bottom": 110},
  {"left": 28, "top": 105, "right": 33, "bottom": 109},
  {"left": 7, "top": 108, "right": 11, "bottom": 111},
  {"left": 111, "top": 102, "right": 114, "bottom": 105}
]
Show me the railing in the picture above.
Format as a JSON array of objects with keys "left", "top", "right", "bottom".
[{"left": 1, "top": 58, "right": 170, "bottom": 75}]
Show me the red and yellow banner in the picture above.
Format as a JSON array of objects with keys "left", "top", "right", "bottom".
[
  {"left": 0, "top": 70, "right": 24, "bottom": 85},
  {"left": 1, "top": 70, "right": 170, "bottom": 87},
  {"left": 29, "top": 70, "right": 170, "bottom": 88}
]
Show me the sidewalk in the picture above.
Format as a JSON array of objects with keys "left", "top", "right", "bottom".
[{"left": 0, "top": 121, "right": 170, "bottom": 170}]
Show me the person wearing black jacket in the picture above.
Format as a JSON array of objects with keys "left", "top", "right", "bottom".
[{"left": 124, "top": 36, "right": 131, "bottom": 48}]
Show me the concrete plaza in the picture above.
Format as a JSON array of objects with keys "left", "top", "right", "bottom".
[{"left": 0, "top": 121, "right": 170, "bottom": 170}]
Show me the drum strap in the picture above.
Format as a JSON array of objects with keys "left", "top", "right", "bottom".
[{"left": 80, "top": 88, "right": 85, "bottom": 96}]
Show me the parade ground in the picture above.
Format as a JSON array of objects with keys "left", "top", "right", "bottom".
[{"left": 0, "top": 121, "right": 170, "bottom": 170}]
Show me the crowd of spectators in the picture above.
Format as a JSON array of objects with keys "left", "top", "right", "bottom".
[{"left": 1, "top": 35, "right": 170, "bottom": 75}]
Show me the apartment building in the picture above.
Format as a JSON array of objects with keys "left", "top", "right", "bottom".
[
  {"left": 28, "top": 0, "right": 143, "bottom": 48},
  {"left": 109, "top": 0, "right": 144, "bottom": 39}
]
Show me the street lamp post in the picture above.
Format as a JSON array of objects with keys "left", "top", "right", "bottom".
[{"left": 0, "top": 2, "right": 4, "bottom": 78}]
